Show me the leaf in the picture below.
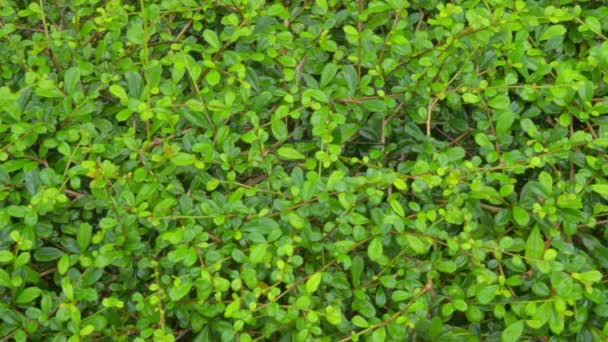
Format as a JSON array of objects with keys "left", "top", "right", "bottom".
[
  {"left": 77, "top": 223, "right": 92, "bottom": 252},
  {"left": 406, "top": 235, "right": 430, "bottom": 255},
  {"left": 172, "top": 153, "right": 196, "bottom": 166},
  {"left": 488, "top": 95, "right": 510, "bottom": 110},
  {"left": 367, "top": 237, "right": 383, "bottom": 262},
  {"left": 371, "top": 327, "right": 386, "bottom": 342},
  {"left": 351, "top": 256, "right": 364, "bottom": 287},
  {"left": 436, "top": 260, "right": 457, "bottom": 273},
  {"left": 512, "top": 206, "right": 530, "bottom": 226},
  {"left": 126, "top": 21, "right": 144, "bottom": 45},
  {"left": 16, "top": 287, "right": 41, "bottom": 304},
  {"left": 585, "top": 16, "right": 601, "bottom": 34},
  {"left": 169, "top": 281, "right": 193, "bottom": 301},
  {"left": 34, "top": 247, "right": 64, "bottom": 262},
  {"left": 495, "top": 111, "right": 515, "bottom": 135},
  {"left": 525, "top": 226, "right": 544, "bottom": 262},
  {"left": 462, "top": 93, "right": 480, "bottom": 104},
  {"left": 277, "top": 147, "right": 305, "bottom": 160},
  {"left": 539, "top": 25, "right": 566, "bottom": 41},
  {"left": 109, "top": 84, "right": 128, "bottom": 101},
  {"left": 249, "top": 243, "right": 267, "bottom": 264},
  {"left": 325, "top": 305, "right": 342, "bottom": 325},
  {"left": 203, "top": 29, "right": 220, "bottom": 51},
  {"left": 342, "top": 65, "right": 358, "bottom": 95},
  {"left": 591, "top": 184, "right": 608, "bottom": 198},
  {"left": 476, "top": 284, "right": 499, "bottom": 304},
  {"left": 125, "top": 70, "right": 143, "bottom": 99},
  {"left": 389, "top": 198, "right": 404, "bottom": 217},
  {"left": 502, "top": 320, "right": 524, "bottom": 342},
  {"left": 271, "top": 119, "right": 288, "bottom": 141},
  {"left": 305, "top": 272, "right": 322, "bottom": 293},
  {"left": 64, "top": 67, "right": 81, "bottom": 97},
  {"left": 575, "top": 270, "right": 603, "bottom": 283},
  {"left": 205, "top": 70, "right": 221, "bottom": 86},
  {"left": 320, "top": 63, "right": 338, "bottom": 88},
  {"left": 0, "top": 251, "right": 13, "bottom": 263},
  {"left": 579, "top": 233, "right": 608, "bottom": 269},
  {"left": 351, "top": 315, "right": 369, "bottom": 328},
  {"left": 224, "top": 297, "right": 241, "bottom": 318},
  {"left": 549, "top": 305, "right": 564, "bottom": 334}
]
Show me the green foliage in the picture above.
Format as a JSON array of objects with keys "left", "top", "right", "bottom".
[{"left": 1, "top": 0, "right": 608, "bottom": 341}]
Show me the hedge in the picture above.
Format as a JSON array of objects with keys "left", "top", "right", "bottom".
[{"left": 1, "top": 0, "right": 608, "bottom": 341}]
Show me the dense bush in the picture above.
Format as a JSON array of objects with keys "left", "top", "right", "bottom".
[{"left": 2, "top": 0, "right": 608, "bottom": 341}]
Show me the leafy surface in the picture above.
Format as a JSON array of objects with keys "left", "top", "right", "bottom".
[{"left": 1, "top": 0, "right": 608, "bottom": 341}]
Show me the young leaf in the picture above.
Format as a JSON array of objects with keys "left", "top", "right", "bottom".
[{"left": 305, "top": 272, "right": 322, "bottom": 293}]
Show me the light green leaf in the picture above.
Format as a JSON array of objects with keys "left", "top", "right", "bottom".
[
  {"left": 476, "top": 284, "right": 499, "bottom": 304},
  {"left": 539, "top": 25, "right": 566, "bottom": 41},
  {"left": 249, "top": 243, "right": 267, "bottom": 264},
  {"left": 512, "top": 206, "right": 530, "bottom": 226},
  {"left": 0, "top": 251, "right": 13, "bottom": 263},
  {"left": 109, "top": 84, "right": 128, "bottom": 101},
  {"left": 203, "top": 29, "right": 220, "bottom": 51},
  {"left": 367, "top": 237, "right": 383, "bottom": 262},
  {"left": 502, "top": 320, "right": 524, "bottom": 342},
  {"left": 206, "top": 70, "right": 221, "bottom": 86},
  {"left": 305, "top": 272, "right": 322, "bottom": 293},
  {"left": 16, "top": 287, "right": 41, "bottom": 304},
  {"left": 277, "top": 147, "right": 305, "bottom": 160}
]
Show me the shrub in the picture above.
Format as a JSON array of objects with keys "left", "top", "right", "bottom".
[{"left": 1, "top": 0, "right": 608, "bottom": 341}]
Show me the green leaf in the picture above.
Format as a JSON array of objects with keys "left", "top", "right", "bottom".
[
  {"left": 585, "top": 16, "right": 601, "bottom": 34},
  {"left": 249, "top": 243, "right": 267, "bottom": 264},
  {"left": 16, "top": 287, "right": 41, "bottom": 304},
  {"left": 325, "top": 305, "right": 342, "bottom": 326},
  {"left": 320, "top": 63, "right": 338, "bottom": 88},
  {"left": 34, "top": 247, "right": 64, "bottom": 262},
  {"left": 203, "top": 29, "right": 220, "bottom": 51},
  {"left": 539, "top": 25, "right": 566, "bottom": 41},
  {"left": 512, "top": 206, "right": 530, "bottom": 226},
  {"left": 462, "top": 93, "right": 480, "bottom": 104},
  {"left": 64, "top": 67, "right": 81, "bottom": 97},
  {"left": 591, "top": 184, "right": 608, "bottom": 198},
  {"left": 0, "top": 251, "right": 13, "bottom": 263},
  {"left": 406, "top": 235, "right": 430, "bottom": 255},
  {"left": 305, "top": 272, "right": 322, "bottom": 293},
  {"left": 169, "top": 281, "right": 193, "bottom": 301},
  {"left": 476, "top": 284, "right": 499, "bottom": 304},
  {"left": 525, "top": 226, "right": 544, "bottom": 262},
  {"left": 109, "top": 84, "right": 128, "bottom": 101},
  {"left": 351, "top": 315, "right": 369, "bottom": 328},
  {"left": 125, "top": 70, "right": 143, "bottom": 99},
  {"left": 206, "top": 70, "right": 221, "bottom": 86},
  {"left": 77, "top": 223, "right": 92, "bottom": 252},
  {"left": 574, "top": 270, "right": 603, "bottom": 283},
  {"left": 277, "top": 147, "right": 305, "bottom": 160},
  {"left": 367, "top": 237, "right": 383, "bottom": 262},
  {"left": 271, "top": 119, "right": 288, "bottom": 141},
  {"left": 488, "top": 95, "right": 510, "bottom": 110},
  {"left": 549, "top": 305, "right": 564, "bottom": 334},
  {"left": 502, "top": 320, "right": 524, "bottom": 342},
  {"left": 343, "top": 65, "right": 358, "bottom": 95},
  {"left": 388, "top": 198, "right": 404, "bottom": 217},
  {"left": 436, "top": 260, "right": 457, "bottom": 273}
]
